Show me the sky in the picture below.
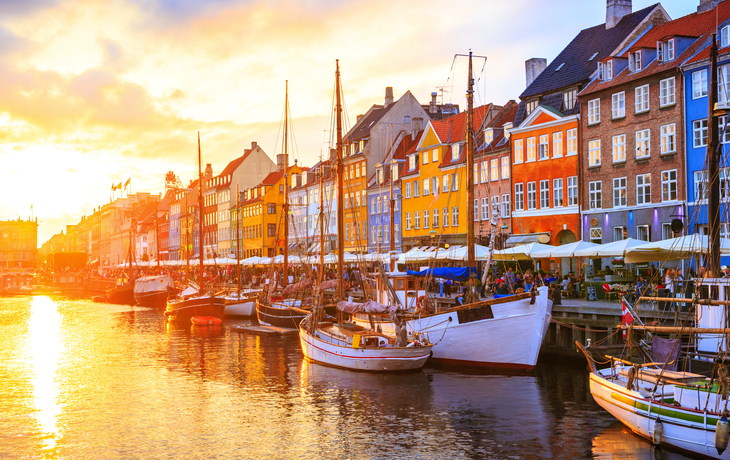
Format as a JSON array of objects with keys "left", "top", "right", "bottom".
[{"left": 0, "top": 0, "right": 698, "bottom": 246}]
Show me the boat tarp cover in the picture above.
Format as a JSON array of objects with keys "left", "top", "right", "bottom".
[
  {"left": 320, "top": 279, "right": 339, "bottom": 290},
  {"left": 650, "top": 336, "right": 681, "bottom": 371},
  {"left": 282, "top": 278, "right": 312, "bottom": 297},
  {"left": 133, "top": 275, "right": 174, "bottom": 294},
  {"left": 406, "top": 267, "right": 477, "bottom": 281},
  {"left": 337, "top": 299, "right": 398, "bottom": 315}
]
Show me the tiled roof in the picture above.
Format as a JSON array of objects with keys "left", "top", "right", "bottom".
[
  {"left": 476, "top": 101, "right": 519, "bottom": 153},
  {"left": 220, "top": 147, "right": 254, "bottom": 177},
  {"left": 261, "top": 169, "right": 285, "bottom": 186},
  {"left": 520, "top": 4, "right": 660, "bottom": 99},
  {"left": 345, "top": 105, "right": 393, "bottom": 142},
  {"left": 436, "top": 104, "right": 494, "bottom": 166}
]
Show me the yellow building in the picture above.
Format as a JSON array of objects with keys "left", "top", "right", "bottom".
[
  {"left": 343, "top": 148, "right": 368, "bottom": 253},
  {"left": 401, "top": 106, "right": 495, "bottom": 250},
  {"left": 236, "top": 165, "right": 302, "bottom": 258}
]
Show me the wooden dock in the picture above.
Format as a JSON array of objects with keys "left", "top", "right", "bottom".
[{"left": 230, "top": 324, "right": 298, "bottom": 336}]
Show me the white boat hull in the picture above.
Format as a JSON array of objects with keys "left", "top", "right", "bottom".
[
  {"left": 299, "top": 328, "right": 432, "bottom": 372},
  {"left": 589, "top": 368, "right": 726, "bottom": 459},
  {"left": 358, "top": 287, "right": 552, "bottom": 370},
  {"left": 224, "top": 298, "right": 256, "bottom": 317}
]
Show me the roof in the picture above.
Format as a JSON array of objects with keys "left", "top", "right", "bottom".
[
  {"left": 369, "top": 131, "right": 420, "bottom": 188},
  {"left": 435, "top": 104, "right": 494, "bottom": 167},
  {"left": 260, "top": 169, "right": 286, "bottom": 186},
  {"left": 477, "top": 101, "right": 519, "bottom": 154},
  {"left": 345, "top": 105, "right": 393, "bottom": 142},
  {"left": 219, "top": 147, "right": 255, "bottom": 177},
  {"left": 520, "top": 3, "right": 660, "bottom": 99}
]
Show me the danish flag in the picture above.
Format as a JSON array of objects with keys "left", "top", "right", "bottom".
[{"left": 622, "top": 299, "right": 634, "bottom": 338}]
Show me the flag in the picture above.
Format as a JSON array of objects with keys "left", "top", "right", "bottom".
[
  {"left": 111, "top": 183, "right": 115, "bottom": 191},
  {"left": 622, "top": 299, "right": 634, "bottom": 338},
  {"left": 124, "top": 177, "right": 131, "bottom": 188},
  {"left": 116, "top": 182, "right": 122, "bottom": 190}
]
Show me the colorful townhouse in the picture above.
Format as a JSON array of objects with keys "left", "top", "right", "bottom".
[
  {"left": 401, "top": 105, "right": 500, "bottom": 250},
  {"left": 343, "top": 148, "right": 369, "bottom": 253},
  {"left": 513, "top": 0, "right": 667, "bottom": 275},
  {"left": 367, "top": 130, "right": 417, "bottom": 253},
  {"left": 474, "top": 101, "right": 519, "bottom": 248},
  {"left": 579, "top": 3, "right": 728, "bottom": 273},
  {"left": 681, "top": 4, "right": 730, "bottom": 253}
]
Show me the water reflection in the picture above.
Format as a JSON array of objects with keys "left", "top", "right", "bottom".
[
  {"left": 28, "top": 296, "right": 62, "bottom": 450},
  {"left": 592, "top": 423, "right": 688, "bottom": 460}
]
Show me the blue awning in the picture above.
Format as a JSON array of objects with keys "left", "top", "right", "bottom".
[{"left": 406, "top": 266, "right": 477, "bottom": 281}]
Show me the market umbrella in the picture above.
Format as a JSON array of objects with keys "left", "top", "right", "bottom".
[
  {"left": 531, "top": 241, "right": 599, "bottom": 258},
  {"left": 624, "top": 234, "right": 730, "bottom": 263},
  {"left": 492, "top": 242, "right": 554, "bottom": 261}
]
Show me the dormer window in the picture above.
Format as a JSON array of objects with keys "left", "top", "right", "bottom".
[
  {"left": 563, "top": 89, "right": 577, "bottom": 110},
  {"left": 658, "top": 38, "right": 675, "bottom": 62},
  {"left": 484, "top": 129, "right": 494, "bottom": 146},
  {"left": 391, "top": 163, "right": 399, "bottom": 181},
  {"left": 588, "top": 52, "right": 598, "bottom": 61},
  {"left": 408, "top": 154, "right": 415, "bottom": 171},
  {"left": 598, "top": 60, "right": 613, "bottom": 81},
  {"left": 452, "top": 144, "right": 460, "bottom": 159},
  {"left": 526, "top": 100, "right": 538, "bottom": 115},
  {"left": 377, "top": 168, "right": 384, "bottom": 184},
  {"left": 629, "top": 50, "right": 642, "bottom": 72},
  {"left": 359, "top": 140, "right": 364, "bottom": 152}
]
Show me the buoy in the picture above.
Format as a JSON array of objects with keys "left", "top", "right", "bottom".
[
  {"left": 652, "top": 419, "right": 663, "bottom": 446},
  {"left": 716, "top": 414, "right": 730, "bottom": 455},
  {"left": 191, "top": 316, "right": 222, "bottom": 326}
]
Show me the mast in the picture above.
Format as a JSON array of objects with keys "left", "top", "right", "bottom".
[
  {"left": 236, "top": 185, "right": 241, "bottom": 293},
  {"left": 389, "top": 160, "right": 395, "bottom": 272},
  {"left": 319, "top": 161, "right": 325, "bottom": 284},
  {"left": 155, "top": 206, "right": 160, "bottom": 273},
  {"left": 184, "top": 193, "right": 189, "bottom": 283},
  {"left": 335, "top": 60, "right": 345, "bottom": 299},
  {"left": 283, "top": 80, "right": 289, "bottom": 287},
  {"left": 198, "top": 132, "right": 205, "bottom": 293},
  {"left": 708, "top": 33, "right": 721, "bottom": 277},
  {"left": 465, "top": 51, "right": 476, "bottom": 296}
]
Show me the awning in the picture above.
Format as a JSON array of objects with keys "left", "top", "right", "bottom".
[{"left": 503, "top": 233, "right": 551, "bottom": 248}]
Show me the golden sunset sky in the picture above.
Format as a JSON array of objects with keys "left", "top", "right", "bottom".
[{"left": 0, "top": 0, "right": 694, "bottom": 244}]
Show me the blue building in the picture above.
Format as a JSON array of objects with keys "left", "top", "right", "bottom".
[{"left": 682, "top": 17, "right": 730, "bottom": 260}]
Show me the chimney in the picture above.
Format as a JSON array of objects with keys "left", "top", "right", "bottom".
[
  {"left": 525, "top": 58, "right": 547, "bottom": 87},
  {"left": 606, "top": 0, "right": 632, "bottom": 29},
  {"left": 251, "top": 141, "right": 257, "bottom": 149},
  {"left": 412, "top": 117, "right": 424, "bottom": 141},
  {"left": 329, "top": 148, "right": 336, "bottom": 162},
  {"left": 204, "top": 163, "right": 213, "bottom": 178},
  {"left": 429, "top": 92, "right": 437, "bottom": 114},
  {"left": 276, "top": 154, "right": 286, "bottom": 171},
  {"left": 698, "top": 0, "right": 720, "bottom": 12},
  {"left": 385, "top": 87, "right": 394, "bottom": 107}
]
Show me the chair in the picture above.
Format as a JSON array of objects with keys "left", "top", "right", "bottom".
[{"left": 603, "top": 284, "right": 619, "bottom": 302}]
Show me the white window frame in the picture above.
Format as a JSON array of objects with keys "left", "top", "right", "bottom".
[
  {"left": 589, "top": 139, "right": 601, "bottom": 167},
  {"left": 589, "top": 181, "right": 602, "bottom": 210},
  {"left": 660, "top": 77, "right": 675, "bottom": 107},
  {"left": 693, "top": 69, "right": 709, "bottom": 99},
  {"left": 480, "top": 161, "right": 488, "bottom": 183},
  {"left": 695, "top": 170, "right": 708, "bottom": 202},
  {"left": 612, "top": 92, "right": 625, "bottom": 119},
  {"left": 660, "top": 124, "right": 676, "bottom": 154},
  {"left": 424, "top": 209, "right": 430, "bottom": 228},
  {"left": 588, "top": 98, "right": 600, "bottom": 124},
  {"left": 693, "top": 119, "right": 708, "bottom": 148},
  {"left": 612, "top": 134, "right": 626, "bottom": 163},
  {"left": 515, "top": 183, "right": 524, "bottom": 211},
  {"left": 474, "top": 199, "right": 479, "bottom": 222},
  {"left": 527, "top": 181, "right": 537, "bottom": 210},
  {"left": 636, "top": 129, "right": 651, "bottom": 159},
  {"left": 501, "top": 194, "right": 511, "bottom": 218},
  {"left": 514, "top": 139, "right": 524, "bottom": 164},
  {"left": 433, "top": 209, "right": 439, "bottom": 228},
  {"left": 635, "top": 85, "right": 650, "bottom": 113},
  {"left": 552, "top": 132, "right": 563, "bottom": 158},
  {"left": 527, "top": 137, "right": 536, "bottom": 162},
  {"left": 452, "top": 206, "right": 459, "bottom": 227},
  {"left": 490, "top": 159, "right": 499, "bottom": 181},
  {"left": 539, "top": 179, "right": 550, "bottom": 208},
  {"left": 443, "top": 207, "right": 449, "bottom": 227},
  {"left": 613, "top": 177, "right": 627, "bottom": 208},
  {"left": 637, "top": 224, "right": 650, "bottom": 242},
  {"left": 636, "top": 173, "right": 651, "bottom": 205},
  {"left": 614, "top": 226, "right": 627, "bottom": 242},
  {"left": 661, "top": 169, "right": 677, "bottom": 202},
  {"left": 553, "top": 178, "right": 563, "bottom": 207},
  {"left": 567, "top": 176, "right": 578, "bottom": 206},
  {"left": 501, "top": 156, "right": 509, "bottom": 179},
  {"left": 538, "top": 134, "right": 549, "bottom": 160},
  {"left": 481, "top": 197, "right": 488, "bottom": 221},
  {"left": 405, "top": 182, "right": 411, "bottom": 199},
  {"left": 567, "top": 129, "right": 577, "bottom": 156}
]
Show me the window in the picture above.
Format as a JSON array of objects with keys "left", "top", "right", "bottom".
[
  {"left": 408, "top": 155, "right": 415, "bottom": 171},
  {"left": 567, "top": 176, "right": 578, "bottom": 206},
  {"left": 452, "top": 206, "right": 459, "bottom": 227},
  {"left": 590, "top": 227, "right": 602, "bottom": 243},
  {"left": 660, "top": 77, "right": 675, "bottom": 106},
  {"left": 515, "top": 183, "right": 524, "bottom": 211},
  {"left": 720, "top": 64, "right": 730, "bottom": 104},
  {"left": 553, "top": 178, "right": 563, "bottom": 207},
  {"left": 371, "top": 198, "right": 377, "bottom": 214},
  {"left": 490, "top": 159, "right": 499, "bottom": 181},
  {"left": 473, "top": 163, "right": 479, "bottom": 185},
  {"left": 614, "top": 226, "right": 627, "bottom": 242},
  {"left": 267, "top": 203, "right": 276, "bottom": 214},
  {"left": 538, "top": 134, "right": 549, "bottom": 160},
  {"left": 502, "top": 195, "right": 511, "bottom": 218},
  {"left": 405, "top": 212, "right": 411, "bottom": 230},
  {"left": 636, "top": 173, "right": 651, "bottom": 205},
  {"left": 474, "top": 199, "right": 479, "bottom": 222},
  {"left": 405, "top": 182, "right": 411, "bottom": 198},
  {"left": 552, "top": 132, "right": 563, "bottom": 158},
  {"left": 635, "top": 85, "right": 650, "bottom": 113},
  {"left": 589, "top": 139, "right": 601, "bottom": 166},
  {"left": 345, "top": 223, "right": 349, "bottom": 241},
  {"left": 423, "top": 150, "right": 429, "bottom": 164},
  {"left": 567, "top": 129, "right": 577, "bottom": 156},
  {"left": 589, "top": 181, "right": 602, "bottom": 210},
  {"left": 395, "top": 224, "right": 399, "bottom": 242},
  {"left": 539, "top": 180, "right": 550, "bottom": 208},
  {"left": 588, "top": 99, "right": 600, "bottom": 124},
  {"left": 479, "top": 161, "right": 488, "bottom": 183},
  {"left": 414, "top": 180, "right": 420, "bottom": 197},
  {"left": 491, "top": 196, "right": 500, "bottom": 218},
  {"left": 563, "top": 89, "right": 577, "bottom": 110},
  {"left": 658, "top": 38, "right": 674, "bottom": 62},
  {"left": 662, "top": 223, "right": 674, "bottom": 241},
  {"left": 526, "top": 100, "right": 538, "bottom": 115},
  {"left": 514, "top": 139, "right": 524, "bottom": 163},
  {"left": 433, "top": 148, "right": 439, "bottom": 162},
  {"left": 693, "top": 119, "right": 708, "bottom": 148},
  {"left": 484, "top": 129, "right": 493, "bottom": 146},
  {"left": 695, "top": 170, "right": 709, "bottom": 201},
  {"left": 267, "top": 223, "right": 276, "bottom": 237},
  {"left": 630, "top": 50, "right": 642, "bottom": 72},
  {"left": 612, "top": 92, "right": 625, "bottom": 118},
  {"left": 527, "top": 137, "right": 536, "bottom": 161},
  {"left": 442, "top": 175, "right": 449, "bottom": 193},
  {"left": 452, "top": 174, "right": 458, "bottom": 191},
  {"left": 613, "top": 177, "right": 627, "bottom": 208},
  {"left": 498, "top": 158, "right": 508, "bottom": 180},
  {"left": 721, "top": 115, "right": 730, "bottom": 144},
  {"left": 432, "top": 177, "right": 439, "bottom": 195},
  {"left": 433, "top": 209, "right": 439, "bottom": 228},
  {"left": 599, "top": 60, "right": 613, "bottom": 81},
  {"left": 527, "top": 182, "right": 537, "bottom": 210},
  {"left": 443, "top": 208, "right": 449, "bottom": 227},
  {"left": 424, "top": 210, "right": 430, "bottom": 228},
  {"left": 423, "top": 178, "right": 430, "bottom": 195},
  {"left": 637, "top": 225, "right": 650, "bottom": 242},
  {"left": 636, "top": 129, "right": 651, "bottom": 159},
  {"left": 481, "top": 198, "right": 489, "bottom": 220},
  {"left": 660, "top": 124, "right": 676, "bottom": 154},
  {"left": 693, "top": 69, "right": 709, "bottom": 99},
  {"left": 662, "top": 169, "right": 677, "bottom": 202},
  {"left": 723, "top": 25, "right": 730, "bottom": 48},
  {"left": 612, "top": 134, "right": 626, "bottom": 163}
]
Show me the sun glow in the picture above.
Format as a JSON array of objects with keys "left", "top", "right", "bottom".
[{"left": 28, "top": 296, "right": 63, "bottom": 450}]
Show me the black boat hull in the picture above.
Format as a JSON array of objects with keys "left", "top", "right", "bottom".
[
  {"left": 134, "top": 290, "right": 169, "bottom": 308},
  {"left": 166, "top": 296, "right": 226, "bottom": 323},
  {"left": 106, "top": 284, "right": 135, "bottom": 305},
  {"left": 256, "top": 300, "right": 306, "bottom": 329}
]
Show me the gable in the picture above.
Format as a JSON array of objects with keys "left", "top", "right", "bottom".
[
  {"left": 531, "top": 111, "right": 561, "bottom": 126},
  {"left": 417, "top": 123, "right": 442, "bottom": 150}
]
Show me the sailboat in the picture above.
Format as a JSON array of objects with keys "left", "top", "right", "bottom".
[
  {"left": 165, "top": 133, "right": 225, "bottom": 323},
  {"left": 576, "top": 36, "right": 730, "bottom": 459},
  {"left": 352, "top": 51, "right": 553, "bottom": 371},
  {"left": 134, "top": 206, "right": 176, "bottom": 307},
  {"left": 106, "top": 223, "right": 136, "bottom": 305},
  {"left": 297, "top": 60, "right": 434, "bottom": 372}
]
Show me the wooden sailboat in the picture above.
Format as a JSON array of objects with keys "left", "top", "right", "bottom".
[
  {"left": 165, "top": 133, "right": 225, "bottom": 322},
  {"left": 223, "top": 185, "right": 260, "bottom": 317},
  {"left": 106, "top": 222, "right": 136, "bottom": 305},
  {"left": 298, "top": 60, "right": 433, "bottom": 372},
  {"left": 577, "top": 35, "right": 730, "bottom": 459}
]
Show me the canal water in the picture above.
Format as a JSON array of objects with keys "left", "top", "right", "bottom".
[{"left": 0, "top": 296, "right": 691, "bottom": 459}]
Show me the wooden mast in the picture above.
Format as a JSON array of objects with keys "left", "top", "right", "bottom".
[
  {"left": 319, "top": 159, "right": 325, "bottom": 285},
  {"left": 198, "top": 132, "right": 205, "bottom": 294},
  {"left": 283, "top": 80, "right": 290, "bottom": 287},
  {"left": 236, "top": 184, "right": 241, "bottom": 293},
  {"left": 708, "top": 33, "right": 720, "bottom": 276},
  {"left": 335, "top": 60, "right": 345, "bottom": 299},
  {"left": 155, "top": 206, "right": 160, "bottom": 272},
  {"left": 465, "top": 51, "right": 476, "bottom": 299},
  {"left": 389, "top": 153, "right": 396, "bottom": 272}
]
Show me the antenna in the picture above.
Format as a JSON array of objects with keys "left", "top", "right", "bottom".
[{"left": 435, "top": 85, "right": 453, "bottom": 105}]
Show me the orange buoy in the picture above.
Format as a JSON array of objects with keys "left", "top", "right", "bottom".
[{"left": 191, "top": 316, "right": 222, "bottom": 326}]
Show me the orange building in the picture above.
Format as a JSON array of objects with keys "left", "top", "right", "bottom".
[{"left": 510, "top": 106, "right": 581, "bottom": 275}]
